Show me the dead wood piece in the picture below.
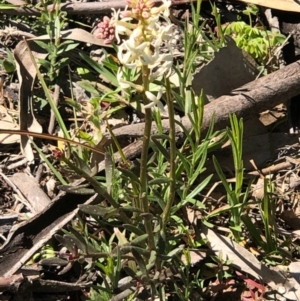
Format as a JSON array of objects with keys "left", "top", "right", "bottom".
[
  {"left": 0, "top": 190, "right": 98, "bottom": 277},
  {"left": 14, "top": 40, "right": 47, "bottom": 162},
  {"left": 0, "top": 1, "right": 126, "bottom": 16},
  {"left": 87, "top": 60, "right": 300, "bottom": 179},
  {"left": 96, "top": 60, "right": 300, "bottom": 177},
  {"left": 106, "top": 60, "right": 300, "bottom": 139},
  {"left": 0, "top": 274, "right": 24, "bottom": 293},
  {"left": 0, "top": 215, "right": 18, "bottom": 234},
  {"left": 30, "top": 279, "right": 88, "bottom": 293},
  {"left": 0, "top": 215, "right": 18, "bottom": 225},
  {"left": 0, "top": 0, "right": 200, "bottom": 16},
  {"left": 0, "top": 274, "right": 87, "bottom": 295},
  {"left": 10, "top": 173, "right": 51, "bottom": 214}
]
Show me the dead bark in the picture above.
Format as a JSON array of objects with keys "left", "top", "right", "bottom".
[
  {"left": 108, "top": 60, "right": 300, "bottom": 140},
  {"left": 0, "top": 1, "right": 126, "bottom": 16},
  {"left": 0, "top": 274, "right": 24, "bottom": 292},
  {"left": 0, "top": 191, "right": 98, "bottom": 277},
  {"left": 0, "top": 0, "right": 197, "bottom": 16}
]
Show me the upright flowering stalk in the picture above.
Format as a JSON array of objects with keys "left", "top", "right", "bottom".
[
  {"left": 114, "top": 0, "right": 173, "bottom": 107},
  {"left": 111, "top": 0, "right": 175, "bottom": 241}
]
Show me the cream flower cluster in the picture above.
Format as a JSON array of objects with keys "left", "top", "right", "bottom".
[{"left": 112, "top": 0, "right": 174, "bottom": 108}]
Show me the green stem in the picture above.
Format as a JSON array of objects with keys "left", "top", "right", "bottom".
[
  {"left": 62, "top": 157, "right": 132, "bottom": 225},
  {"left": 161, "top": 78, "right": 176, "bottom": 232},
  {"left": 139, "top": 65, "right": 155, "bottom": 251}
]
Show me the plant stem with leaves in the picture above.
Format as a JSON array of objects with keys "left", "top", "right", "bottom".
[
  {"left": 161, "top": 78, "right": 176, "bottom": 231},
  {"left": 113, "top": 0, "right": 174, "bottom": 251},
  {"left": 140, "top": 66, "right": 155, "bottom": 251}
]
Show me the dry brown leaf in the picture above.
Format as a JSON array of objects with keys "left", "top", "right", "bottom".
[
  {"left": 14, "top": 40, "right": 47, "bottom": 161},
  {"left": 181, "top": 249, "right": 207, "bottom": 266},
  {"left": 235, "top": 0, "right": 300, "bottom": 12},
  {"left": 10, "top": 173, "right": 51, "bottom": 215},
  {"left": 31, "top": 28, "right": 112, "bottom": 48},
  {"left": 0, "top": 105, "right": 19, "bottom": 144},
  {"left": 14, "top": 28, "right": 110, "bottom": 161},
  {"left": 202, "top": 226, "right": 300, "bottom": 300}
]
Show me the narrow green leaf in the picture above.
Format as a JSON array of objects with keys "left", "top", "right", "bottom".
[
  {"left": 26, "top": 41, "right": 70, "bottom": 139},
  {"left": 77, "top": 80, "right": 99, "bottom": 95},
  {"left": 31, "top": 139, "right": 67, "bottom": 185},
  {"left": 123, "top": 266, "right": 136, "bottom": 278},
  {"left": 54, "top": 234, "right": 74, "bottom": 252},
  {"left": 57, "top": 42, "right": 79, "bottom": 54},
  {"left": 202, "top": 219, "right": 214, "bottom": 228},
  {"left": 186, "top": 174, "right": 213, "bottom": 199},
  {"left": 151, "top": 134, "right": 170, "bottom": 141},
  {"left": 72, "top": 152, "right": 92, "bottom": 175},
  {"left": 123, "top": 224, "right": 145, "bottom": 236},
  {"left": 174, "top": 119, "right": 195, "bottom": 150},
  {"left": 105, "top": 152, "right": 113, "bottom": 194},
  {"left": 183, "top": 198, "right": 205, "bottom": 208},
  {"left": 79, "top": 51, "right": 118, "bottom": 87},
  {"left": 175, "top": 150, "right": 191, "bottom": 175},
  {"left": 120, "top": 246, "right": 150, "bottom": 256},
  {"left": 167, "top": 245, "right": 184, "bottom": 258},
  {"left": 132, "top": 249, "right": 148, "bottom": 279},
  {"left": 34, "top": 40, "right": 54, "bottom": 52},
  {"left": 242, "top": 215, "right": 267, "bottom": 250},
  {"left": 229, "top": 225, "right": 242, "bottom": 232},
  {"left": 213, "top": 156, "right": 234, "bottom": 200},
  {"left": 119, "top": 168, "right": 141, "bottom": 185},
  {"left": 148, "top": 177, "right": 171, "bottom": 185},
  {"left": 131, "top": 234, "right": 149, "bottom": 245},
  {"left": 150, "top": 137, "right": 170, "bottom": 161},
  {"left": 79, "top": 204, "right": 118, "bottom": 218}
]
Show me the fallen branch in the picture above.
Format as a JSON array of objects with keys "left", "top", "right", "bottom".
[
  {"left": 0, "top": 191, "right": 98, "bottom": 277},
  {"left": 0, "top": 1, "right": 124, "bottom": 16},
  {"left": 0, "top": 274, "right": 24, "bottom": 293},
  {"left": 108, "top": 60, "right": 300, "bottom": 140},
  {"left": 2, "top": 0, "right": 298, "bottom": 17},
  {"left": 0, "top": 0, "right": 197, "bottom": 16}
]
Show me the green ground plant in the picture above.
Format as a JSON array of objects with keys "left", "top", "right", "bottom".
[
  {"left": 222, "top": 5, "right": 286, "bottom": 71},
  {"left": 50, "top": 0, "right": 227, "bottom": 299},
  {"left": 11, "top": 0, "right": 291, "bottom": 299}
]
